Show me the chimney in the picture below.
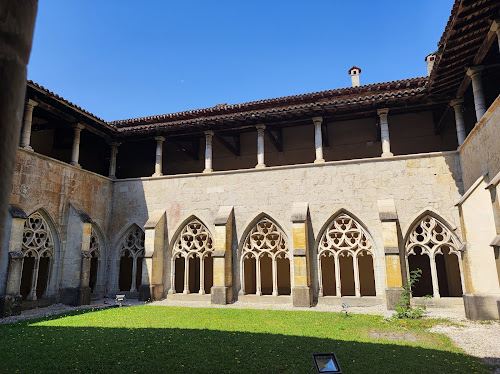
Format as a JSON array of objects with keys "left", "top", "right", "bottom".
[
  {"left": 425, "top": 52, "right": 437, "bottom": 76},
  {"left": 348, "top": 66, "right": 361, "bottom": 87}
]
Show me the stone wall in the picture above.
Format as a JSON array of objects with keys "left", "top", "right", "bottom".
[
  {"left": 10, "top": 149, "right": 113, "bottom": 234},
  {"left": 460, "top": 95, "right": 500, "bottom": 190},
  {"left": 111, "top": 151, "right": 463, "bottom": 297},
  {"left": 2, "top": 149, "right": 113, "bottom": 298}
]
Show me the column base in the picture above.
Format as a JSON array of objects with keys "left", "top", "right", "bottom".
[
  {"left": 255, "top": 164, "right": 266, "bottom": 169},
  {"left": 211, "top": 286, "right": 233, "bottom": 305},
  {"left": 314, "top": 159, "right": 325, "bottom": 164},
  {"left": 203, "top": 168, "right": 213, "bottom": 173},
  {"left": 385, "top": 287, "right": 404, "bottom": 310},
  {"left": 381, "top": 152, "right": 394, "bottom": 158},
  {"left": 108, "top": 175, "right": 117, "bottom": 179},
  {"left": 463, "top": 293, "right": 500, "bottom": 320},
  {"left": 292, "top": 286, "right": 312, "bottom": 307},
  {"left": 0, "top": 294, "right": 22, "bottom": 317},
  {"left": 22, "top": 145, "right": 33, "bottom": 152},
  {"left": 70, "top": 162, "right": 81, "bottom": 168},
  {"left": 139, "top": 284, "right": 164, "bottom": 301},
  {"left": 152, "top": 172, "right": 163, "bottom": 177}
]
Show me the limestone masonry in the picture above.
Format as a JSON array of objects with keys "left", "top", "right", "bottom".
[{"left": 1, "top": 0, "right": 500, "bottom": 320}]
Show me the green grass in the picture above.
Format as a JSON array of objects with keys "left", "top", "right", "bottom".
[{"left": 0, "top": 306, "right": 489, "bottom": 373}]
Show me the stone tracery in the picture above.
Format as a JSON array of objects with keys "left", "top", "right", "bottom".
[
  {"left": 241, "top": 217, "right": 290, "bottom": 296},
  {"left": 405, "top": 215, "right": 463, "bottom": 298},
  {"left": 118, "top": 225, "right": 144, "bottom": 292},
  {"left": 89, "top": 227, "right": 100, "bottom": 293},
  {"left": 20, "top": 211, "right": 55, "bottom": 300},
  {"left": 317, "top": 213, "right": 375, "bottom": 297},
  {"left": 171, "top": 219, "right": 214, "bottom": 294}
]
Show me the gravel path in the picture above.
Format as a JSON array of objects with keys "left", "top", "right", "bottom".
[{"left": 1, "top": 298, "right": 498, "bottom": 372}]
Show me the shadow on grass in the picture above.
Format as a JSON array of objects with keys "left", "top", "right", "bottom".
[{"left": 0, "top": 316, "right": 489, "bottom": 374}]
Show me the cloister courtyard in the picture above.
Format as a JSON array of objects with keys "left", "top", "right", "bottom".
[{"left": 1, "top": 300, "right": 499, "bottom": 373}]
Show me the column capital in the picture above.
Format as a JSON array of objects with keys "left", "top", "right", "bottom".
[
  {"left": 377, "top": 108, "right": 389, "bottom": 117},
  {"left": 204, "top": 130, "right": 214, "bottom": 137},
  {"left": 73, "top": 123, "right": 85, "bottom": 131},
  {"left": 312, "top": 116, "right": 323, "bottom": 125},
  {"left": 449, "top": 98, "right": 464, "bottom": 107},
  {"left": 255, "top": 124, "right": 266, "bottom": 131},
  {"left": 109, "top": 141, "right": 121, "bottom": 148},
  {"left": 466, "top": 66, "right": 484, "bottom": 77},
  {"left": 26, "top": 99, "right": 38, "bottom": 108},
  {"left": 154, "top": 136, "right": 166, "bottom": 142}
]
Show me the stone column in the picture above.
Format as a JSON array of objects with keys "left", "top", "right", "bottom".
[
  {"left": 466, "top": 66, "right": 486, "bottom": 121},
  {"left": 256, "top": 258, "right": 262, "bottom": 296},
  {"left": 20, "top": 99, "right": 37, "bottom": 150},
  {"left": 153, "top": 136, "right": 165, "bottom": 177},
  {"left": 203, "top": 130, "right": 214, "bottom": 173},
  {"left": 378, "top": 199, "right": 403, "bottom": 310},
  {"left": 211, "top": 206, "right": 234, "bottom": 304},
  {"left": 27, "top": 259, "right": 39, "bottom": 301},
  {"left": 429, "top": 255, "right": 440, "bottom": 298},
  {"left": 291, "top": 202, "right": 312, "bottom": 307},
  {"left": 77, "top": 222, "right": 92, "bottom": 305},
  {"left": 130, "top": 256, "right": 137, "bottom": 293},
  {"left": 140, "top": 210, "right": 166, "bottom": 301},
  {"left": 377, "top": 109, "right": 393, "bottom": 157},
  {"left": 255, "top": 124, "right": 266, "bottom": 169},
  {"left": 199, "top": 259, "right": 205, "bottom": 295},
  {"left": 183, "top": 258, "right": 190, "bottom": 294},
  {"left": 450, "top": 99, "right": 466, "bottom": 146},
  {"left": 272, "top": 258, "right": 278, "bottom": 296},
  {"left": 313, "top": 117, "right": 325, "bottom": 163},
  {"left": 108, "top": 142, "right": 120, "bottom": 179},
  {"left": 353, "top": 256, "right": 361, "bottom": 297},
  {"left": 334, "top": 255, "right": 341, "bottom": 296},
  {"left": 70, "top": 123, "right": 84, "bottom": 167}
]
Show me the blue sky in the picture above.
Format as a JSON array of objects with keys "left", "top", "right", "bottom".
[{"left": 27, "top": 1, "right": 455, "bottom": 121}]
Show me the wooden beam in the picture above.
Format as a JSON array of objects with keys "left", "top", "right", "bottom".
[
  {"left": 214, "top": 132, "right": 240, "bottom": 156},
  {"left": 35, "top": 99, "right": 76, "bottom": 122},
  {"left": 456, "top": 22, "right": 499, "bottom": 97},
  {"left": 265, "top": 127, "right": 283, "bottom": 152}
]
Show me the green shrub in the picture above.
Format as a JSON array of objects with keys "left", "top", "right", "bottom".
[{"left": 393, "top": 268, "right": 427, "bottom": 319}]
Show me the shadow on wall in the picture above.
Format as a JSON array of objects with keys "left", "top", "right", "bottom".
[
  {"left": 109, "top": 181, "right": 148, "bottom": 296},
  {"left": 0, "top": 308, "right": 488, "bottom": 374}
]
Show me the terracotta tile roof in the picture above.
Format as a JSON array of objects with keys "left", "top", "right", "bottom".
[
  {"left": 115, "top": 77, "right": 428, "bottom": 134},
  {"left": 428, "top": 0, "right": 500, "bottom": 96},
  {"left": 110, "top": 77, "right": 428, "bottom": 131},
  {"left": 27, "top": 80, "right": 112, "bottom": 127}
]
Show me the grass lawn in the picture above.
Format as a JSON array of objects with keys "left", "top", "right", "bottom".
[{"left": 0, "top": 306, "right": 490, "bottom": 373}]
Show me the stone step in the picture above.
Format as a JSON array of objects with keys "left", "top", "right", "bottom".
[
  {"left": 167, "top": 293, "right": 211, "bottom": 302},
  {"left": 317, "top": 296, "right": 384, "bottom": 307},
  {"left": 411, "top": 296, "right": 464, "bottom": 308},
  {"left": 237, "top": 294, "right": 292, "bottom": 304},
  {"left": 21, "top": 298, "right": 56, "bottom": 311}
]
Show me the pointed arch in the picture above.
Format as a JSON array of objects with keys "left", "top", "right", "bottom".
[
  {"left": 240, "top": 214, "right": 291, "bottom": 296},
  {"left": 89, "top": 223, "right": 107, "bottom": 294},
  {"left": 169, "top": 216, "right": 214, "bottom": 295},
  {"left": 20, "top": 208, "right": 60, "bottom": 300},
  {"left": 404, "top": 211, "right": 464, "bottom": 298},
  {"left": 316, "top": 210, "right": 376, "bottom": 297},
  {"left": 116, "top": 224, "right": 145, "bottom": 293}
]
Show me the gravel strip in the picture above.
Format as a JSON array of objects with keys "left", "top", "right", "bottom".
[{"left": 430, "top": 322, "right": 500, "bottom": 373}]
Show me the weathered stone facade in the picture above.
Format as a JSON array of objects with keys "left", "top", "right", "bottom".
[{"left": 1, "top": 0, "right": 500, "bottom": 320}]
